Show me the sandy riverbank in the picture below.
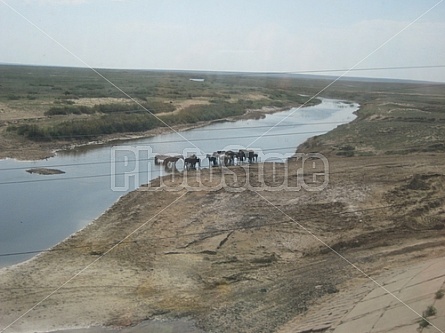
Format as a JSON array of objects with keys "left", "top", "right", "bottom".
[{"left": 1, "top": 151, "right": 444, "bottom": 332}]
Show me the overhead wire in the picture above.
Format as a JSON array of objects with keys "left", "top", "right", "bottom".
[
  {"left": 1, "top": 134, "right": 442, "bottom": 174},
  {"left": 273, "top": 64, "right": 445, "bottom": 75},
  {"left": 0, "top": 140, "right": 442, "bottom": 186},
  {"left": 0, "top": 3, "right": 444, "bottom": 319},
  {"left": 1, "top": 67, "right": 444, "bottom": 259},
  {"left": 0, "top": 119, "right": 353, "bottom": 143},
  {"left": 1, "top": 68, "right": 443, "bottom": 162},
  {"left": 0, "top": 121, "right": 357, "bottom": 172},
  {"left": 1, "top": 193, "right": 444, "bottom": 259}
]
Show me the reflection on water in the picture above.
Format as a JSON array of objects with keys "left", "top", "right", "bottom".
[{"left": 0, "top": 98, "right": 358, "bottom": 267}]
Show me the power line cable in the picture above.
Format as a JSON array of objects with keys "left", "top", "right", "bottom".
[
  {"left": 0, "top": 2, "right": 443, "bottom": 325},
  {"left": 1, "top": 136, "right": 441, "bottom": 173},
  {"left": 0, "top": 150, "right": 443, "bottom": 187},
  {"left": 0, "top": 142, "right": 442, "bottom": 185},
  {"left": 1, "top": 194, "right": 443, "bottom": 259},
  {"left": 0, "top": 120, "right": 353, "bottom": 141},
  {"left": 277, "top": 64, "right": 445, "bottom": 75},
  {"left": 3, "top": 110, "right": 443, "bottom": 173},
  {"left": 0, "top": 127, "right": 352, "bottom": 170}
]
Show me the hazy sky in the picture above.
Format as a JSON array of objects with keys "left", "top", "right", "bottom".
[{"left": 1, "top": 0, "right": 445, "bottom": 82}]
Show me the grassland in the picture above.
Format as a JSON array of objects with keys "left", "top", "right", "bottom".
[
  {"left": 1, "top": 64, "right": 445, "bottom": 160},
  {"left": 0, "top": 65, "right": 320, "bottom": 158},
  {"left": 0, "top": 66, "right": 445, "bottom": 158}
]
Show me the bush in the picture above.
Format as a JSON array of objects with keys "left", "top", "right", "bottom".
[
  {"left": 45, "top": 113, "right": 165, "bottom": 139},
  {"left": 75, "top": 83, "right": 104, "bottom": 90},
  {"left": 164, "top": 102, "right": 246, "bottom": 125},
  {"left": 423, "top": 305, "right": 437, "bottom": 317},
  {"left": 341, "top": 145, "right": 356, "bottom": 151},
  {"left": 13, "top": 100, "right": 251, "bottom": 141},
  {"left": 93, "top": 102, "right": 175, "bottom": 115},
  {"left": 418, "top": 305, "right": 437, "bottom": 329},
  {"left": 337, "top": 151, "right": 355, "bottom": 157},
  {"left": 14, "top": 124, "right": 51, "bottom": 141},
  {"left": 418, "top": 318, "right": 430, "bottom": 328},
  {"left": 45, "top": 106, "right": 94, "bottom": 116}
]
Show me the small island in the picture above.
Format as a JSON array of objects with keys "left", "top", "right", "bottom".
[{"left": 26, "top": 168, "right": 65, "bottom": 175}]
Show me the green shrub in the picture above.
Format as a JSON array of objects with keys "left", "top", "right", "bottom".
[
  {"left": 341, "top": 145, "right": 356, "bottom": 151},
  {"left": 418, "top": 318, "right": 430, "bottom": 328},
  {"left": 75, "top": 83, "right": 105, "bottom": 90},
  {"left": 12, "top": 100, "right": 265, "bottom": 141},
  {"left": 423, "top": 305, "right": 437, "bottom": 317},
  {"left": 337, "top": 151, "right": 355, "bottom": 157},
  {"left": 14, "top": 124, "right": 51, "bottom": 141},
  {"left": 48, "top": 113, "right": 164, "bottom": 139},
  {"left": 93, "top": 102, "right": 175, "bottom": 114},
  {"left": 45, "top": 105, "right": 94, "bottom": 116}
]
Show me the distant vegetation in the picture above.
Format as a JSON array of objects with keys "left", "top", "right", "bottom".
[
  {"left": 4, "top": 65, "right": 445, "bottom": 155},
  {"left": 44, "top": 101, "right": 175, "bottom": 116},
  {"left": 0, "top": 65, "right": 319, "bottom": 103},
  {"left": 1, "top": 65, "right": 321, "bottom": 141},
  {"left": 8, "top": 100, "right": 259, "bottom": 141},
  {"left": 45, "top": 105, "right": 95, "bottom": 116}
]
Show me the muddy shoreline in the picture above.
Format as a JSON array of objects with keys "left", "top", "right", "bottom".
[{"left": 1, "top": 93, "right": 445, "bottom": 332}]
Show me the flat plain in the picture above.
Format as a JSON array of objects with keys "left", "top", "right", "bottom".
[{"left": 0, "top": 65, "right": 445, "bottom": 333}]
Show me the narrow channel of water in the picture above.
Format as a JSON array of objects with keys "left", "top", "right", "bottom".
[{"left": 0, "top": 98, "right": 358, "bottom": 267}]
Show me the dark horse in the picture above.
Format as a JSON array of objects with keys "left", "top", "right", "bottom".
[
  {"left": 247, "top": 151, "right": 258, "bottom": 163},
  {"left": 237, "top": 150, "right": 246, "bottom": 163},
  {"left": 224, "top": 150, "right": 236, "bottom": 166},
  {"left": 184, "top": 155, "right": 201, "bottom": 170},
  {"left": 206, "top": 154, "right": 218, "bottom": 167},
  {"left": 238, "top": 149, "right": 258, "bottom": 163}
]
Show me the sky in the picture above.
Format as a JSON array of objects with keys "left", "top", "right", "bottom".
[{"left": 1, "top": 0, "right": 445, "bottom": 82}]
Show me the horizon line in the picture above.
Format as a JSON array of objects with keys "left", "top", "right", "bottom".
[{"left": 1, "top": 61, "right": 445, "bottom": 84}]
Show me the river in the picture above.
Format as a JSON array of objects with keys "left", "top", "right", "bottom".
[{"left": 0, "top": 98, "right": 358, "bottom": 267}]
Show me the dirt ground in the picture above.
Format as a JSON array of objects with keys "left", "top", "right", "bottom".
[
  {"left": 1, "top": 75, "right": 444, "bottom": 332},
  {"left": 1, "top": 152, "right": 444, "bottom": 333}
]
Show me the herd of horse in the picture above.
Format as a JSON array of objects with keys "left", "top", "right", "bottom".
[
  {"left": 206, "top": 150, "right": 258, "bottom": 167},
  {"left": 154, "top": 149, "right": 258, "bottom": 171}
]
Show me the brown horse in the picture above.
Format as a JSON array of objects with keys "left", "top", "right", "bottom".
[{"left": 163, "top": 156, "right": 182, "bottom": 171}]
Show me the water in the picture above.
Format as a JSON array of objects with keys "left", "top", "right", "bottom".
[
  {"left": 50, "top": 319, "right": 206, "bottom": 333},
  {"left": 0, "top": 98, "right": 358, "bottom": 267}
]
